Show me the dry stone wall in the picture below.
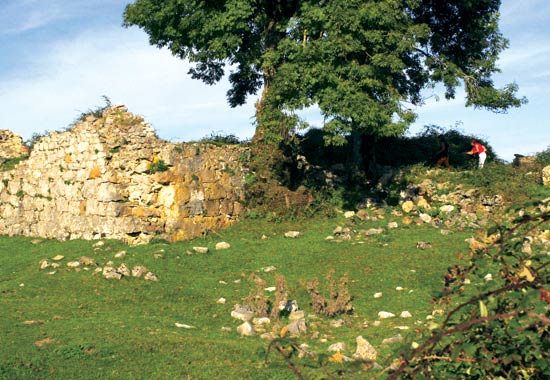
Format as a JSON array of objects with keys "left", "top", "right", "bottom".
[
  {"left": 0, "top": 105, "right": 247, "bottom": 244},
  {"left": 0, "top": 129, "right": 29, "bottom": 159}
]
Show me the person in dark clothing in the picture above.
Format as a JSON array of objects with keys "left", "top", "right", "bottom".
[{"left": 435, "top": 135, "right": 450, "bottom": 169}]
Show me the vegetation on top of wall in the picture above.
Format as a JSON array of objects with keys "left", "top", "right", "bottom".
[
  {"left": 68, "top": 95, "right": 112, "bottom": 129},
  {"left": 198, "top": 131, "right": 244, "bottom": 146},
  {"left": 0, "top": 155, "right": 29, "bottom": 172}
]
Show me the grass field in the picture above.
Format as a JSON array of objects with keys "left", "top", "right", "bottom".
[{"left": 0, "top": 211, "right": 477, "bottom": 380}]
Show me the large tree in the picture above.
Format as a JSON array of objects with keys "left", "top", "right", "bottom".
[{"left": 123, "top": 0, "right": 525, "bottom": 169}]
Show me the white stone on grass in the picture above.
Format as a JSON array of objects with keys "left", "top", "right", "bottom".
[
  {"left": 215, "top": 242, "right": 231, "bottom": 250},
  {"left": 237, "top": 322, "right": 255, "bottom": 336},
  {"left": 353, "top": 336, "right": 378, "bottom": 361},
  {"left": 175, "top": 323, "right": 195, "bottom": 329},
  {"left": 378, "top": 311, "right": 395, "bottom": 319},
  {"left": 284, "top": 231, "right": 301, "bottom": 238}
]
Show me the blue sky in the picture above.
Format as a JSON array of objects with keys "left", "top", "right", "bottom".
[{"left": 1, "top": 0, "right": 549, "bottom": 161}]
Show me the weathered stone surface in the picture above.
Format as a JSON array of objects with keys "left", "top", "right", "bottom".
[
  {"left": 0, "top": 106, "right": 247, "bottom": 244},
  {"left": 215, "top": 241, "right": 231, "bottom": 250},
  {"left": 231, "top": 305, "right": 254, "bottom": 322},
  {"left": 237, "top": 322, "right": 255, "bottom": 336},
  {"left": 401, "top": 201, "right": 414, "bottom": 213},
  {"left": 285, "top": 319, "right": 307, "bottom": 336},
  {"left": 353, "top": 336, "right": 378, "bottom": 361},
  {"left": 284, "top": 231, "right": 301, "bottom": 238},
  {"left": 543, "top": 165, "right": 550, "bottom": 186},
  {"left": 0, "top": 130, "right": 28, "bottom": 159}
]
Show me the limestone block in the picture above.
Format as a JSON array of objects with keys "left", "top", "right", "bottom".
[
  {"left": 96, "top": 183, "right": 123, "bottom": 202},
  {"left": 158, "top": 185, "right": 176, "bottom": 208},
  {"left": 543, "top": 166, "right": 550, "bottom": 186}
]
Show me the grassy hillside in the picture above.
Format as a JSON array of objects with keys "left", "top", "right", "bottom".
[
  {"left": 0, "top": 211, "right": 475, "bottom": 379},
  {"left": 2, "top": 158, "right": 550, "bottom": 379}
]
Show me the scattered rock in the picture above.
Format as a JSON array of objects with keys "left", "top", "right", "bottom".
[
  {"left": 378, "top": 311, "right": 395, "bottom": 319},
  {"left": 231, "top": 305, "right": 254, "bottom": 322},
  {"left": 79, "top": 256, "right": 96, "bottom": 266},
  {"left": 215, "top": 242, "right": 231, "bottom": 250},
  {"left": 114, "top": 250, "right": 126, "bottom": 258},
  {"left": 252, "top": 317, "right": 271, "bottom": 325},
  {"left": 23, "top": 320, "right": 44, "bottom": 326},
  {"left": 262, "top": 265, "right": 277, "bottom": 273},
  {"left": 285, "top": 319, "right": 307, "bottom": 336},
  {"left": 365, "top": 228, "right": 384, "bottom": 236},
  {"left": 144, "top": 272, "right": 159, "bottom": 281},
  {"left": 416, "top": 241, "right": 432, "bottom": 249},
  {"left": 52, "top": 255, "right": 64, "bottom": 261},
  {"left": 401, "top": 201, "right": 414, "bottom": 213},
  {"left": 387, "top": 222, "right": 398, "bottom": 229},
  {"left": 439, "top": 205, "right": 455, "bottom": 213},
  {"left": 92, "top": 241, "right": 105, "bottom": 248},
  {"left": 343, "top": 211, "right": 355, "bottom": 218},
  {"left": 264, "top": 286, "right": 276, "bottom": 292},
  {"left": 330, "top": 319, "right": 345, "bottom": 328},
  {"left": 217, "top": 297, "right": 226, "bottom": 304},
  {"left": 175, "top": 323, "right": 195, "bottom": 329},
  {"left": 132, "top": 266, "right": 147, "bottom": 278},
  {"left": 67, "top": 261, "right": 81, "bottom": 268},
  {"left": 400, "top": 311, "right": 412, "bottom": 318},
  {"left": 417, "top": 197, "right": 430, "bottom": 209},
  {"left": 373, "top": 292, "right": 383, "bottom": 298},
  {"left": 419, "top": 213, "right": 432, "bottom": 224},
  {"left": 193, "top": 246, "right": 209, "bottom": 254},
  {"left": 382, "top": 334, "right": 403, "bottom": 344},
  {"left": 103, "top": 268, "right": 122, "bottom": 280},
  {"left": 353, "top": 336, "right": 378, "bottom": 361},
  {"left": 30, "top": 239, "right": 43, "bottom": 245},
  {"left": 328, "top": 342, "right": 347, "bottom": 352},
  {"left": 237, "top": 322, "right": 255, "bottom": 336},
  {"left": 284, "top": 231, "right": 301, "bottom": 238},
  {"left": 289, "top": 310, "right": 305, "bottom": 321},
  {"left": 117, "top": 264, "right": 130, "bottom": 277},
  {"left": 39, "top": 260, "right": 50, "bottom": 270}
]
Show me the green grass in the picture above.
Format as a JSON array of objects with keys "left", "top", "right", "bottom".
[{"left": 0, "top": 214, "right": 475, "bottom": 380}]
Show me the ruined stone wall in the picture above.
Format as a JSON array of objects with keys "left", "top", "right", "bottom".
[
  {"left": 0, "top": 105, "right": 247, "bottom": 244},
  {"left": 0, "top": 129, "right": 29, "bottom": 159}
]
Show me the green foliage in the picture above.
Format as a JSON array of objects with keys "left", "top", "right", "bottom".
[
  {"left": 147, "top": 159, "right": 169, "bottom": 174},
  {"left": 124, "top": 0, "right": 523, "bottom": 156},
  {"left": 69, "top": 95, "right": 112, "bottom": 128},
  {"left": 0, "top": 155, "right": 29, "bottom": 172},
  {"left": 390, "top": 210, "right": 550, "bottom": 380},
  {"left": 199, "top": 131, "right": 242, "bottom": 146}
]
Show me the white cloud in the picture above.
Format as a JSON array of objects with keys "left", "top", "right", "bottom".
[{"left": 0, "top": 27, "right": 257, "bottom": 142}]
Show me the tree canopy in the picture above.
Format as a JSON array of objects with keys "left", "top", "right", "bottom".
[{"left": 123, "top": 0, "right": 525, "bottom": 148}]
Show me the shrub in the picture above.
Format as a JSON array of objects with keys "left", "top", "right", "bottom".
[
  {"left": 389, "top": 209, "right": 550, "bottom": 380},
  {"left": 147, "top": 159, "right": 169, "bottom": 174},
  {"left": 199, "top": 131, "right": 241, "bottom": 145},
  {"left": 306, "top": 270, "right": 353, "bottom": 317}
]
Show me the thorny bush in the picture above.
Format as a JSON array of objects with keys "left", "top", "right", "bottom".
[{"left": 390, "top": 206, "right": 550, "bottom": 379}]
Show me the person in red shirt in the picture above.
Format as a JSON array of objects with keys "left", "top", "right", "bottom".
[{"left": 466, "top": 140, "right": 487, "bottom": 168}]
